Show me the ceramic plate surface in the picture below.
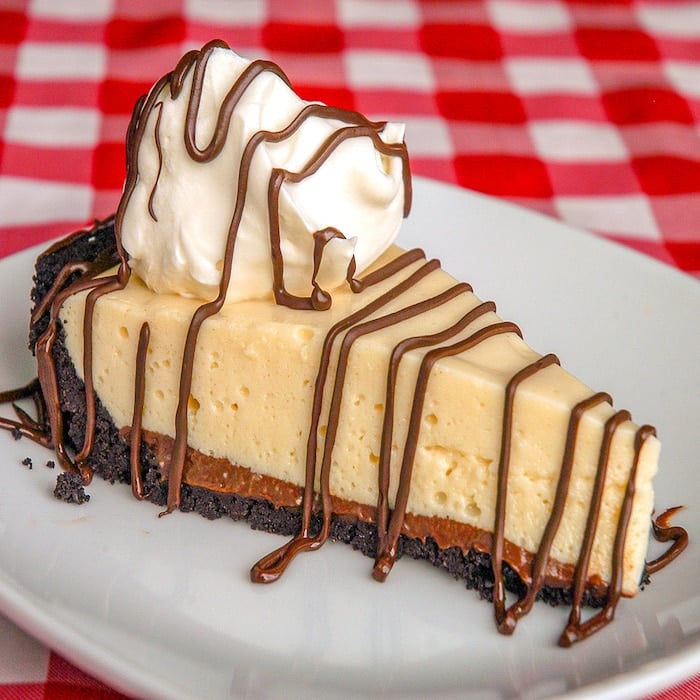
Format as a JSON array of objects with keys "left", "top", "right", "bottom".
[{"left": 0, "top": 177, "right": 698, "bottom": 700}]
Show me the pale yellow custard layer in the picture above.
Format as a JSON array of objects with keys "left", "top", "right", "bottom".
[{"left": 59, "top": 248, "right": 658, "bottom": 595}]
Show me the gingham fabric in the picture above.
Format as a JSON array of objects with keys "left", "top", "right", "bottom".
[{"left": 0, "top": 1, "right": 698, "bottom": 698}]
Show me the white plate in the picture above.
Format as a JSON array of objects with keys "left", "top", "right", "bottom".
[{"left": 0, "top": 177, "right": 698, "bottom": 700}]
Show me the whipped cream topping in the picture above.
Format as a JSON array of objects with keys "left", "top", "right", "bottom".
[{"left": 119, "top": 45, "right": 409, "bottom": 303}]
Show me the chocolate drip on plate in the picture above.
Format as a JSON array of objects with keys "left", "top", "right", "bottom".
[
  {"left": 646, "top": 506, "right": 689, "bottom": 574},
  {"left": 0, "top": 379, "right": 48, "bottom": 444}
]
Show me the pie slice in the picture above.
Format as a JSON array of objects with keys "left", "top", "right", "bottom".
[{"left": 6, "top": 41, "right": 686, "bottom": 647}]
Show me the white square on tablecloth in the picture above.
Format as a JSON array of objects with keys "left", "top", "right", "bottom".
[
  {"left": 664, "top": 61, "right": 700, "bottom": 99},
  {"left": 5, "top": 107, "right": 100, "bottom": 147},
  {"left": 338, "top": 0, "right": 420, "bottom": 27},
  {"left": 505, "top": 58, "right": 598, "bottom": 95},
  {"left": 556, "top": 195, "right": 661, "bottom": 239},
  {"left": 29, "top": 0, "right": 114, "bottom": 20},
  {"left": 184, "top": 0, "right": 267, "bottom": 23},
  {"left": 637, "top": 3, "right": 700, "bottom": 38},
  {"left": 345, "top": 50, "right": 434, "bottom": 90},
  {"left": 529, "top": 121, "right": 628, "bottom": 161},
  {"left": 17, "top": 42, "right": 107, "bottom": 80},
  {"left": 487, "top": 0, "right": 572, "bottom": 32}
]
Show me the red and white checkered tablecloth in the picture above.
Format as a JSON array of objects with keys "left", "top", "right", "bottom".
[{"left": 0, "top": 1, "right": 698, "bottom": 698}]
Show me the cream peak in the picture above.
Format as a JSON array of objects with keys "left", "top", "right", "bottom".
[{"left": 118, "top": 42, "right": 411, "bottom": 308}]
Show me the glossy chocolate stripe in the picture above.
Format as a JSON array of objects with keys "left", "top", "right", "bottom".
[
  {"left": 560, "top": 409, "right": 631, "bottom": 647},
  {"left": 375, "top": 320, "right": 524, "bottom": 578},
  {"left": 374, "top": 300, "right": 500, "bottom": 561},
  {"left": 35, "top": 272, "right": 120, "bottom": 478},
  {"left": 309, "top": 228, "right": 346, "bottom": 310},
  {"left": 250, "top": 256, "right": 437, "bottom": 582},
  {"left": 185, "top": 57, "right": 291, "bottom": 162},
  {"left": 0, "top": 379, "right": 48, "bottom": 444},
  {"left": 147, "top": 102, "right": 165, "bottom": 222},
  {"left": 149, "top": 43, "right": 411, "bottom": 512},
  {"left": 492, "top": 353, "right": 561, "bottom": 626},
  {"left": 130, "top": 322, "right": 150, "bottom": 500},
  {"left": 595, "top": 426, "right": 656, "bottom": 632},
  {"left": 8, "top": 238, "right": 123, "bottom": 459},
  {"left": 314, "top": 283, "right": 476, "bottom": 546},
  {"left": 498, "top": 391, "right": 612, "bottom": 634},
  {"left": 31, "top": 261, "right": 91, "bottom": 324},
  {"left": 75, "top": 276, "right": 129, "bottom": 474}
]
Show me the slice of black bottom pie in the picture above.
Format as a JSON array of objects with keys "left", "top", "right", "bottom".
[
  {"left": 20, "top": 213, "right": 683, "bottom": 647},
  {"left": 3, "top": 41, "right": 685, "bottom": 647}
]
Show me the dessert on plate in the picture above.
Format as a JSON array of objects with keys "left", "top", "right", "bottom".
[{"left": 1, "top": 40, "right": 687, "bottom": 646}]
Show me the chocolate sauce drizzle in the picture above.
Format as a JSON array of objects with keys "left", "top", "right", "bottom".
[
  {"left": 492, "top": 353, "right": 561, "bottom": 628},
  {"left": 130, "top": 322, "right": 151, "bottom": 500},
  {"left": 3, "top": 41, "right": 688, "bottom": 647},
  {"left": 0, "top": 379, "right": 48, "bottom": 445},
  {"left": 647, "top": 505, "right": 689, "bottom": 574},
  {"left": 497, "top": 391, "right": 612, "bottom": 633},
  {"left": 373, "top": 316, "right": 525, "bottom": 581}
]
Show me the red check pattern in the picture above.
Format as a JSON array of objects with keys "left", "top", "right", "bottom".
[{"left": 0, "top": 1, "right": 698, "bottom": 698}]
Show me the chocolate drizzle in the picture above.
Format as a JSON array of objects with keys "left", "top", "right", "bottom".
[
  {"left": 492, "top": 354, "right": 561, "bottom": 627},
  {"left": 251, "top": 252, "right": 437, "bottom": 582},
  {"left": 646, "top": 506, "right": 689, "bottom": 574},
  {"left": 498, "top": 391, "right": 612, "bottom": 633},
  {"left": 130, "top": 322, "right": 150, "bottom": 500},
  {"left": 116, "top": 41, "right": 413, "bottom": 515},
  {"left": 3, "top": 41, "right": 689, "bottom": 648},
  {"left": 34, "top": 265, "right": 128, "bottom": 480},
  {"left": 0, "top": 379, "right": 48, "bottom": 444},
  {"left": 373, "top": 317, "right": 525, "bottom": 581},
  {"left": 374, "top": 297, "right": 494, "bottom": 563}
]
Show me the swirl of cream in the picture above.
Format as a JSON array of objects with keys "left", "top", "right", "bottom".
[{"left": 119, "top": 44, "right": 410, "bottom": 304}]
